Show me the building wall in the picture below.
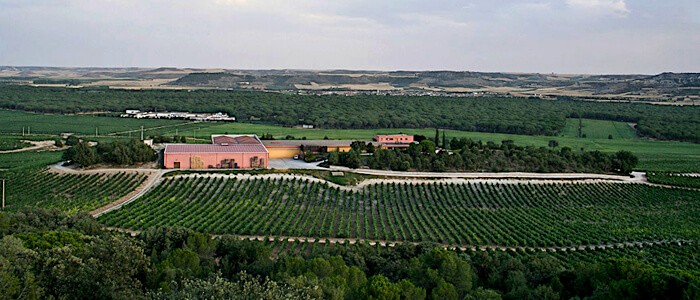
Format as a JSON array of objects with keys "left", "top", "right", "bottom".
[
  {"left": 374, "top": 135, "right": 414, "bottom": 144},
  {"left": 164, "top": 152, "right": 269, "bottom": 169},
  {"left": 267, "top": 148, "right": 300, "bottom": 159}
]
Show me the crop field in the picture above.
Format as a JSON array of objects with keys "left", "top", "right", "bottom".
[
  {"left": 0, "top": 110, "right": 196, "bottom": 136},
  {"left": 0, "top": 168, "right": 147, "bottom": 213},
  {"left": 176, "top": 121, "right": 700, "bottom": 172},
  {"left": 101, "top": 175, "right": 700, "bottom": 247},
  {"left": 0, "top": 150, "right": 63, "bottom": 170},
  {"left": 647, "top": 172, "right": 700, "bottom": 188},
  {"left": 560, "top": 118, "right": 637, "bottom": 139},
  {"left": 245, "top": 238, "right": 700, "bottom": 272}
]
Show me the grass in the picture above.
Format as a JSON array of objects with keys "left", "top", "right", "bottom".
[
  {"left": 0, "top": 110, "right": 697, "bottom": 172},
  {"left": 560, "top": 118, "right": 637, "bottom": 139},
  {"left": 0, "top": 136, "right": 32, "bottom": 151},
  {"left": 180, "top": 122, "right": 700, "bottom": 173},
  {"left": 0, "top": 150, "right": 64, "bottom": 170},
  {"left": 0, "top": 109, "right": 198, "bottom": 136}
]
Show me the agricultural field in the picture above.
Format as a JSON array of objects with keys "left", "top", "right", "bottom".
[
  {"left": 0, "top": 109, "right": 206, "bottom": 136},
  {"left": 560, "top": 118, "right": 637, "bottom": 139},
  {"left": 0, "top": 150, "right": 63, "bottom": 170},
  {"left": 100, "top": 175, "right": 700, "bottom": 247},
  {"left": 0, "top": 167, "right": 147, "bottom": 213},
  {"left": 647, "top": 172, "right": 700, "bottom": 188},
  {"left": 0, "top": 136, "right": 31, "bottom": 151},
  {"left": 177, "top": 121, "right": 700, "bottom": 172},
  {"left": 247, "top": 238, "right": 700, "bottom": 272}
]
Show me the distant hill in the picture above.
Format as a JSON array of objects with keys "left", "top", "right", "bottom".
[{"left": 1, "top": 66, "right": 698, "bottom": 102}]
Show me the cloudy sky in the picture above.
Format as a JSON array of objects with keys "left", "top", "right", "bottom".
[{"left": 0, "top": 0, "right": 698, "bottom": 74}]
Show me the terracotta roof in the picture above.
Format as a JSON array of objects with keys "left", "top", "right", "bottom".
[
  {"left": 262, "top": 139, "right": 374, "bottom": 148},
  {"left": 165, "top": 144, "right": 268, "bottom": 154},
  {"left": 212, "top": 135, "right": 261, "bottom": 145}
]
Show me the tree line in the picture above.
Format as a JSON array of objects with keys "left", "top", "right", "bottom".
[
  {"left": 1, "top": 207, "right": 698, "bottom": 299},
  {"left": 62, "top": 139, "right": 156, "bottom": 167},
  {"left": 1, "top": 84, "right": 698, "bottom": 142},
  {"left": 329, "top": 138, "right": 639, "bottom": 174}
]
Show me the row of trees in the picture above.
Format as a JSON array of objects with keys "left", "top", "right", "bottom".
[
  {"left": 330, "top": 138, "right": 639, "bottom": 174},
  {"left": 2, "top": 208, "right": 698, "bottom": 299},
  {"left": 62, "top": 139, "right": 156, "bottom": 167},
  {"left": 1, "top": 84, "right": 697, "bottom": 142}
]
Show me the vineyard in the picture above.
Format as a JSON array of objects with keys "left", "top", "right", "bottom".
[
  {"left": 100, "top": 175, "right": 700, "bottom": 247},
  {"left": 1, "top": 168, "right": 147, "bottom": 213},
  {"left": 647, "top": 172, "right": 700, "bottom": 188},
  {"left": 238, "top": 237, "right": 700, "bottom": 272}
]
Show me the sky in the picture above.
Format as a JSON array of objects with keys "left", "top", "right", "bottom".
[{"left": 0, "top": 0, "right": 698, "bottom": 74}]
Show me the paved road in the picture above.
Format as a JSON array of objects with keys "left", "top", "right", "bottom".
[{"left": 269, "top": 158, "right": 328, "bottom": 170}]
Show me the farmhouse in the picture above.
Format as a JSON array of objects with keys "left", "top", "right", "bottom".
[
  {"left": 374, "top": 134, "right": 414, "bottom": 148},
  {"left": 164, "top": 134, "right": 268, "bottom": 169}
]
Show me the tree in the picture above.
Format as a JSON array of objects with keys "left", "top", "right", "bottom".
[
  {"left": 608, "top": 134, "right": 613, "bottom": 139},
  {"left": 434, "top": 128, "right": 440, "bottom": 147},
  {"left": 62, "top": 142, "right": 100, "bottom": 167},
  {"left": 442, "top": 132, "right": 447, "bottom": 150},
  {"left": 548, "top": 140, "right": 559, "bottom": 149},
  {"left": 360, "top": 275, "right": 401, "bottom": 300},
  {"left": 430, "top": 280, "right": 458, "bottom": 300}
]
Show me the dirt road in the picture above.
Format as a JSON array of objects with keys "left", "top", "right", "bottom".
[
  {"left": 104, "top": 227, "right": 692, "bottom": 253},
  {"left": 0, "top": 140, "right": 57, "bottom": 154}
]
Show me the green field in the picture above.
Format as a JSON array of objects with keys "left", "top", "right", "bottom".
[
  {"left": 0, "top": 150, "right": 64, "bottom": 170},
  {"left": 560, "top": 118, "right": 637, "bottom": 139},
  {"left": 101, "top": 175, "right": 700, "bottom": 247},
  {"left": 0, "top": 110, "right": 698, "bottom": 172},
  {"left": 0, "top": 110, "right": 201, "bottom": 136},
  {"left": 160, "top": 121, "right": 700, "bottom": 172},
  {"left": 0, "top": 136, "right": 32, "bottom": 151}
]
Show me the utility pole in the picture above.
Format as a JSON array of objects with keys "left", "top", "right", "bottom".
[
  {"left": 141, "top": 126, "right": 144, "bottom": 140},
  {"left": 22, "top": 127, "right": 24, "bottom": 136},
  {"left": 95, "top": 127, "right": 98, "bottom": 137},
  {"left": 28, "top": 126, "right": 30, "bottom": 135},
  {"left": 2, "top": 178, "right": 5, "bottom": 210}
]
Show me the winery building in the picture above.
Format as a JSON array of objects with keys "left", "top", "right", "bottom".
[{"left": 164, "top": 134, "right": 268, "bottom": 169}]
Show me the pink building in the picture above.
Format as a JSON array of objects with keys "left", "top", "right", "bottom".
[
  {"left": 164, "top": 135, "right": 268, "bottom": 169},
  {"left": 374, "top": 134, "right": 414, "bottom": 144}
]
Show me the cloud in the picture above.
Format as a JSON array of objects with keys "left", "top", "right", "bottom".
[{"left": 566, "top": 0, "right": 631, "bottom": 16}]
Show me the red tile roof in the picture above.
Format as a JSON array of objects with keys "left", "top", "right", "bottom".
[
  {"left": 212, "top": 135, "right": 261, "bottom": 145},
  {"left": 165, "top": 144, "right": 268, "bottom": 154}
]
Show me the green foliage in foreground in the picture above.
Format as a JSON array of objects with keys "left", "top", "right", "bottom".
[
  {"left": 647, "top": 172, "right": 700, "bottom": 188},
  {"left": 101, "top": 176, "right": 700, "bottom": 247},
  {"left": 2, "top": 208, "right": 700, "bottom": 300}
]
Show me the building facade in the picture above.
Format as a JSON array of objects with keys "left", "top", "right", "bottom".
[{"left": 164, "top": 135, "right": 268, "bottom": 169}]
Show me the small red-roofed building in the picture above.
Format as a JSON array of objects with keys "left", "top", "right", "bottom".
[
  {"left": 164, "top": 134, "right": 268, "bottom": 169},
  {"left": 374, "top": 134, "right": 414, "bottom": 148}
]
